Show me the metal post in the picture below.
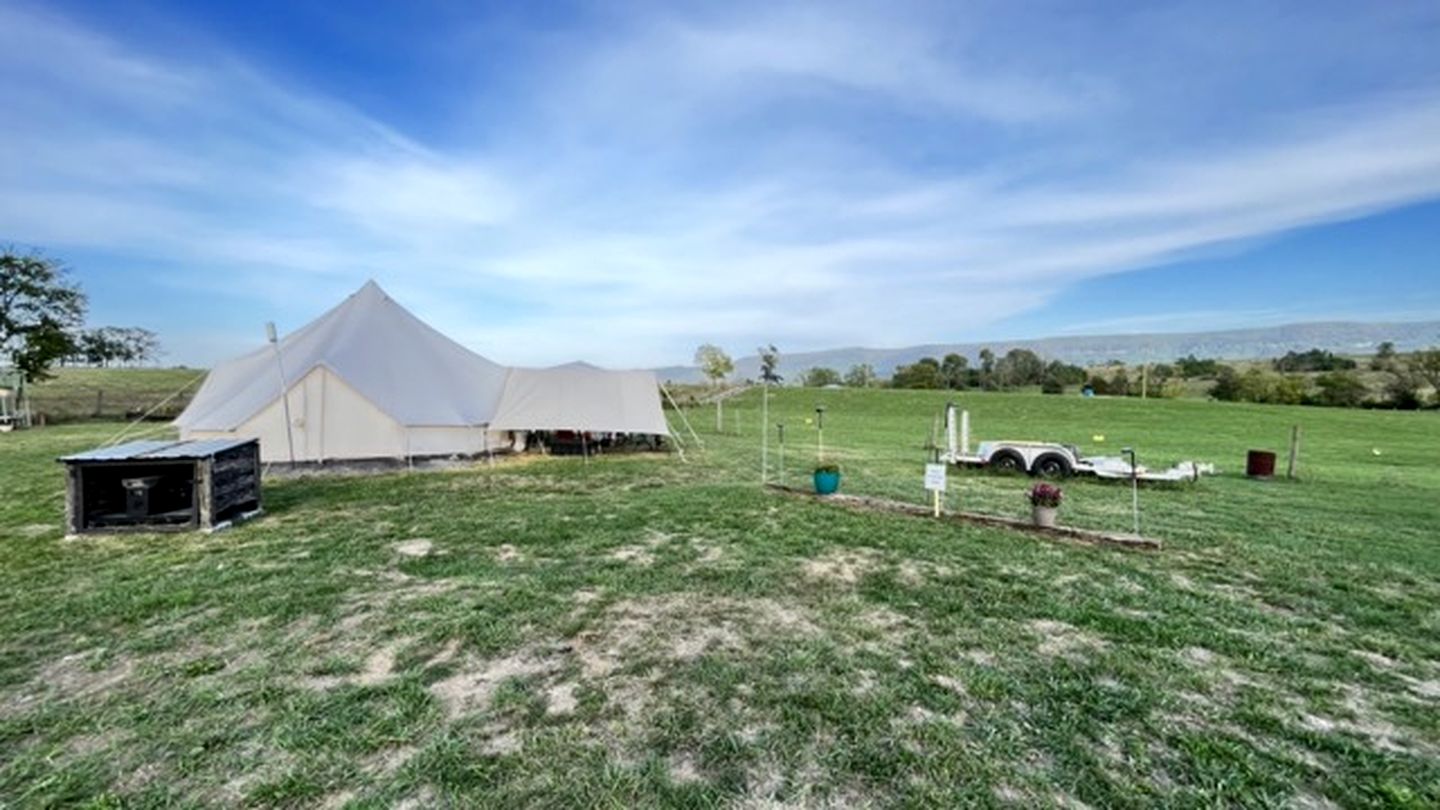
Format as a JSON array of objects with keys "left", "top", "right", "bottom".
[
  {"left": 267, "top": 322, "right": 297, "bottom": 465},
  {"left": 815, "top": 406, "right": 825, "bottom": 462},
  {"left": 1286, "top": 425, "right": 1301, "bottom": 480},
  {"left": 777, "top": 423, "right": 785, "bottom": 487}
]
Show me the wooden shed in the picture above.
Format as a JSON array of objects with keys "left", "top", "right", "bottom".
[{"left": 58, "top": 438, "right": 262, "bottom": 535}]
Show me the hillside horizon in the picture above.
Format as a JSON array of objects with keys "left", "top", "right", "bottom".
[{"left": 657, "top": 318, "right": 1440, "bottom": 383}]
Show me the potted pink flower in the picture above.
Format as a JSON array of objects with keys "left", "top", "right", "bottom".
[{"left": 1028, "top": 482, "right": 1063, "bottom": 527}]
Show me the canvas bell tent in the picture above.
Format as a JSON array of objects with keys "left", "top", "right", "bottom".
[
  {"left": 489, "top": 362, "right": 671, "bottom": 435},
  {"left": 176, "top": 281, "right": 671, "bottom": 463},
  {"left": 176, "top": 281, "right": 512, "bottom": 463}
]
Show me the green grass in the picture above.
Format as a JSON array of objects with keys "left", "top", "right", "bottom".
[
  {"left": 25, "top": 367, "right": 206, "bottom": 423},
  {"left": 1, "top": 388, "right": 1437, "bottom": 808}
]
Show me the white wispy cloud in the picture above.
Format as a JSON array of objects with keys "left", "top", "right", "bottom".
[{"left": 1, "top": 1, "right": 1439, "bottom": 366}]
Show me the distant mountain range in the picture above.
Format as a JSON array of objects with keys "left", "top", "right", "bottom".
[{"left": 656, "top": 320, "right": 1440, "bottom": 383}]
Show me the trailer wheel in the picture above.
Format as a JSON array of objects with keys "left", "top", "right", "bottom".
[
  {"left": 989, "top": 450, "right": 1026, "bottom": 475},
  {"left": 1031, "top": 453, "right": 1072, "bottom": 479}
]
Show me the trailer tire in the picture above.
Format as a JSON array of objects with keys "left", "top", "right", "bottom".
[
  {"left": 989, "top": 450, "right": 1026, "bottom": 475},
  {"left": 1031, "top": 453, "right": 1072, "bottom": 479}
]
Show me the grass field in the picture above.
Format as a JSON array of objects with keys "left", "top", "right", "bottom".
[
  {"left": 1, "top": 388, "right": 1437, "bottom": 808},
  {"left": 23, "top": 367, "right": 205, "bottom": 423}
]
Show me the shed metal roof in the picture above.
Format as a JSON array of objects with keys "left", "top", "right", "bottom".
[{"left": 59, "top": 437, "right": 257, "bottom": 462}]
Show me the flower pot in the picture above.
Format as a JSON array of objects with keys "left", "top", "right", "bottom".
[
  {"left": 1031, "top": 505, "right": 1058, "bottom": 528},
  {"left": 814, "top": 470, "right": 841, "bottom": 495}
]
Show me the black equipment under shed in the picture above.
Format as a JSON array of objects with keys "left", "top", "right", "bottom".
[{"left": 58, "top": 438, "right": 262, "bottom": 535}]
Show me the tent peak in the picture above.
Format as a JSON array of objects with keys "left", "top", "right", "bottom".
[{"left": 354, "top": 279, "right": 388, "bottom": 300}]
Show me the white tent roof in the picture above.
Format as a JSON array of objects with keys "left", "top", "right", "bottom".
[
  {"left": 489, "top": 362, "right": 671, "bottom": 435},
  {"left": 176, "top": 281, "right": 510, "bottom": 431}
]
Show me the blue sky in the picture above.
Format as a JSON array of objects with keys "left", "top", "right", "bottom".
[{"left": 3, "top": 0, "right": 1439, "bottom": 367}]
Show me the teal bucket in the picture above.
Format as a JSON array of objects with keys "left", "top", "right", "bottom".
[{"left": 813, "top": 470, "right": 841, "bottom": 495}]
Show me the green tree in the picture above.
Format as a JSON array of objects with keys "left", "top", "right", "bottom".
[
  {"left": 843, "top": 363, "right": 877, "bottom": 388},
  {"left": 1383, "top": 370, "right": 1423, "bottom": 409},
  {"left": 1044, "top": 360, "right": 1087, "bottom": 387},
  {"left": 1110, "top": 368, "right": 1131, "bottom": 397},
  {"left": 1314, "top": 370, "right": 1368, "bottom": 407},
  {"left": 1, "top": 250, "right": 87, "bottom": 381},
  {"left": 694, "top": 344, "right": 734, "bottom": 387},
  {"left": 891, "top": 357, "right": 944, "bottom": 389},
  {"left": 978, "top": 348, "right": 997, "bottom": 390},
  {"left": 1371, "top": 341, "right": 1396, "bottom": 371},
  {"left": 1209, "top": 366, "right": 1242, "bottom": 401},
  {"left": 1271, "top": 374, "right": 1309, "bottom": 405},
  {"left": 757, "top": 344, "right": 782, "bottom": 385},
  {"left": 1274, "top": 349, "right": 1356, "bottom": 373},
  {"left": 801, "top": 367, "right": 842, "bottom": 387},
  {"left": 1176, "top": 355, "right": 1220, "bottom": 378},
  {"left": 995, "top": 349, "right": 1045, "bottom": 388},
  {"left": 940, "top": 353, "right": 969, "bottom": 389},
  {"left": 1408, "top": 347, "right": 1440, "bottom": 404}
]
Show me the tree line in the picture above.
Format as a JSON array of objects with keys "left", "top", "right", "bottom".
[
  {"left": 1, "top": 249, "right": 162, "bottom": 381},
  {"left": 692, "top": 339, "right": 1440, "bottom": 411}
]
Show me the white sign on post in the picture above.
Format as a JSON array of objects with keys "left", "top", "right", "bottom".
[{"left": 924, "top": 463, "right": 947, "bottom": 492}]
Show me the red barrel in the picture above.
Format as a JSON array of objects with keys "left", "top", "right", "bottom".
[{"left": 1246, "top": 450, "right": 1277, "bottom": 479}]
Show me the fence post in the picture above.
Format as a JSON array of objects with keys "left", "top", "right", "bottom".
[{"left": 1286, "top": 425, "right": 1301, "bottom": 480}]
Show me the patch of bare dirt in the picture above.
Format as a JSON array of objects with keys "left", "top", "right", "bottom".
[
  {"left": 1297, "top": 685, "right": 1426, "bottom": 754},
  {"left": 895, "top": 559, "right": 953, "bottom": 586},
  {"left": 960, "top": 649, "right": 996, "bottom": 667},
  {"left": 802, "top": 548, "right": 884, "bottom": 585},
  {"left": 394, "top": 538, "right": 434, "bottom": 557},
  {"left": 1028, "top": 620, "right": 1108, "bottom": 662},
  {"left": 897, "top": 704, "right": 964, "bottom": 728},
  {"left": 668, "top": 753, "right": 703, "bottom": 784},
  {"left": 424, "top": 638, "right": 462, "bottom": 668},
  {"left": 362, "top": 744, "right": 417, "bottom": 778},
  {"left": 1350, "top": 649, "right": 1398, "bottom": 670},
  {"left": 930, "top": 674, "right": 967, "bottom": 696},
  {"left": 573, "top": 595, "right": 818, "bottom": 681},
  {"left": 3, "top": 651, "right": 137, "bottom": 718},
  {"left": 608, "top": 528, "right": 675, "bottom": 567},
  {"left": 302, "top": 636, "right": 414, "bottom": 690},
  {"left": 546, "top": 681, "right": 579, "bottom": 716},
  {"left": 429, "top": 647, "right": 566, "bottom": 718},
  {"left": 493, "top": 543, "right": 524, "bottom": 563}
]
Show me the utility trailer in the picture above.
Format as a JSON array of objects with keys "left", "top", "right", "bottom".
[{"left": 936, "top": 403, "right": 1213, "bottom": 482}]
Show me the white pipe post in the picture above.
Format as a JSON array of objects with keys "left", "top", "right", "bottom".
[
  {"left": 944, "top": 402, "right": 957, "bottom": 461},
  {"left": 960, "top": 410, "right": 971, "bottom": 456},
  {"left": 1124, "top": 447, "right": 1140, "bottom": 535},
  {"left": 760, "top": 381, "right": 769, "bottom": 484},
  {"left": 266, "top": 322, "right": 297, "bottom": 465}
]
